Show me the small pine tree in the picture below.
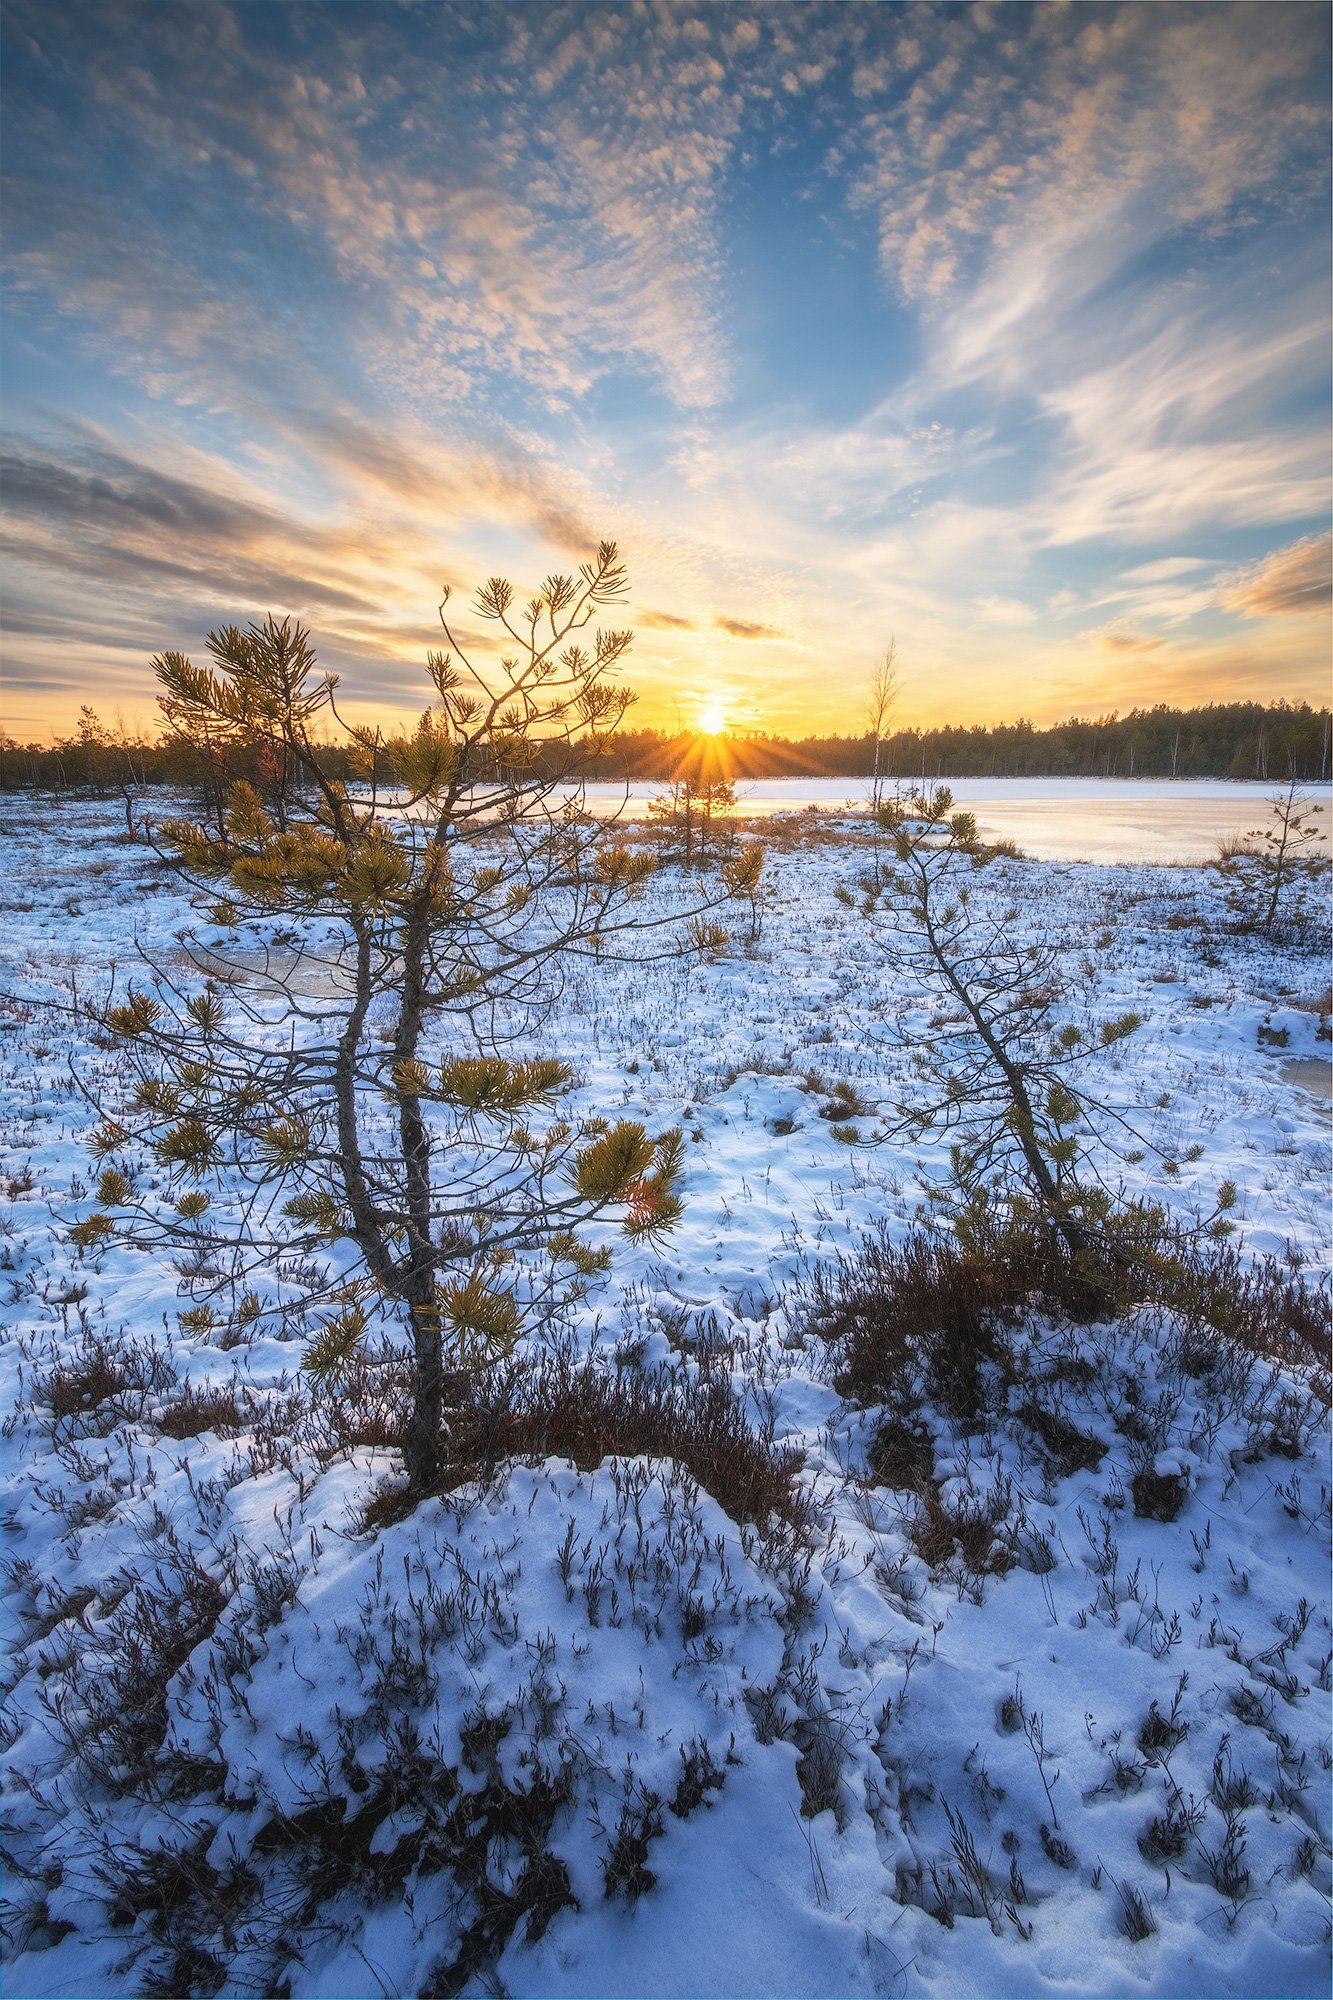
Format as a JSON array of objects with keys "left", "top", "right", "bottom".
[
  {"left": 60, "top": 706, "right": 115, "bottom": 793},
  {"left": 1213, "top": 780, "right": 1326, "bottom": 936},
  {"left": 648, "top": 776, "right": 700, "bottom": 866},
  {"left": 648, "top": 774, "right": 743, "bottom": 868},
  {"left": 85, "top": 545, "right": 741, "bottom": 1490},
  {"left": 721, "top": 841, "right": 766, "bottom": 940},
  {"left": 852, "top": 786, "right": 1145, "bottom": 1269},
  {"left": 699, "top": 777, "right": 736, "bottom": 861}
]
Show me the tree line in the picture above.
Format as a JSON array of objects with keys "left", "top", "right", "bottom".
[
  {"left": 595, "top": 701, "right": 1332, "bottom": 783},
  {"left": 2, "top": 697, "right": 1329, "bottom": 792}
]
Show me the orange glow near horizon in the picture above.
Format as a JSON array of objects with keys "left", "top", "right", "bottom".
[{"left": 4, "top": 628, "right": 1332, "bottom": 747}]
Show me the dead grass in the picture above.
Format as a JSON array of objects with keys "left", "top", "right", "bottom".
[
  {"left": 155, "top": 1385, "right": 246, "bottom": 1439},
  {"left": 799, "top": 1218, "right": 1066, "bottom": 1416},
  {"left": 364, "top": 1349, "right": 801, "bottom": 1532},
  {"left": 45, "top": 1329, "right": 176, "bottom": 1425},
  {"left": 803, "top": 1210, "right": 1331, "bottom": 1420},
  {"left": 910, "top": 1488, "right": 1013, "bottom": 1577},
  {"left": 47, "top": 1346, "right": 131, "bottom": 1420},
  {"left": 1144, "top": 1235, "right": 1330, "bottom": 1387}
]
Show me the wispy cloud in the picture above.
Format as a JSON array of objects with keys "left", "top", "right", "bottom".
[
  {"left": 1090, "top": 626, "right": 1166, "bottom": 655},
  {"left": 1221, "top": 532, "right": 1332, "bottom": 618},
  {"left": 638, "top": 609, "right": 696, "bottom": 631},
  {"left": 715, "top": 615, "right": 789, "bottom": 641},
  {"left": 0, "top": 436, "right": 389, "bottom": 616},
  {"left": 1121, "top": 558, "right": 1212, "bottom": 584},
  {"left": 976, "top": 596, "right": 1037, "bottom": 627},
  {"left": 1, "top": 1, "right": 1328, "bottom": 737},
  {"left": 849, "top": 3, "right": 1327, "bottom": 311},
  {"left": 6, "top": 1, "right": 739, "bottom": 421}
]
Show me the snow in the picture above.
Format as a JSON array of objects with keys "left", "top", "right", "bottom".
[{"left": 1, "top": 794, "right": 1329, "bottom": 1999}]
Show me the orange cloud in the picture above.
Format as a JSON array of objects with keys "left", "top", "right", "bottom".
[
  {"left": 1093, "top": 627, "right": 1166, "bottom": 654},
  {"left": 1221, "top": 532, "right": 1332, "bottom": 618},
  {"left": 637, "top": 608, "right": 696, "bottom": 630},
  {"left": 715, "top": 614, "right": 788, "bottom": 640}
]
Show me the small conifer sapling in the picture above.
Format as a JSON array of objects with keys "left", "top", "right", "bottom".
[{"left": 84, "top": 545, "right": 747, "bottom": 1490}]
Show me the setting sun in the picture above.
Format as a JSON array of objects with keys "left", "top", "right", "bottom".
[{"left": 697, "top": 699, "right": 727, "bottom": 736}]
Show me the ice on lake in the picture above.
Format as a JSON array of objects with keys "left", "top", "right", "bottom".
[{"left": 567, "top": 776, "right": 1333, "bottom": 865}]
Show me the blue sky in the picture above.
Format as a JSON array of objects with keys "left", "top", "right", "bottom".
[{"left": 3, "top": 0, "right": 1330, "bottom": 740}]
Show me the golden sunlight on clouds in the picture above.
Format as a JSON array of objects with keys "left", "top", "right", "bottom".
[
  {"left": 2, "top": 2, "right": 1328, "bottom": 744},
  {"left": 1221, "top": 532, "right": 1332, "bottom": 620}
]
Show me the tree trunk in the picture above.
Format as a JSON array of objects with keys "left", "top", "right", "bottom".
[
  {"left": 403, "top": 1276, "right": 444, "bottom": 1488},
  {"left": 394, "top": 904, "right": 446, "bottom": 1487},
  {"left": 929, "top": 916, "right": 1099, "bottom": 1270}
]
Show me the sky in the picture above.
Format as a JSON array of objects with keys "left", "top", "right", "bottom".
[{"left": 2, "top": 0, "right": 1330, "bottom": 744}]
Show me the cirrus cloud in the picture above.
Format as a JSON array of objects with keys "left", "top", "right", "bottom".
[{"left": 1221, "top": 532, "right": 1332, "bottom": 619}]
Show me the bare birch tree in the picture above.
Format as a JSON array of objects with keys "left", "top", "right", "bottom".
[{"left": 866, "top": 639, "right": 901, "bottom": 816}]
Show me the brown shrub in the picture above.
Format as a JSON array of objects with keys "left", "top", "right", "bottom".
[
  {"left": 803, "top": 1208, "right": 1331, "bottom": 1424},
  {"left": 365, "top": 1351, "right": 799, "bottom": 1531},
  {"left": 799, "top": 1220, "right": 1066, "bottom": 1415},
  {"left": 48, "top": 1347, "right": 130, "bottom": 1420},
  {"left": 45, "top": 1330, "right": 175, "bottom": 1425},
  {"left": 155, "top": 1386, "right": 246, "bottom": 1440},
  {"left": 1142, "top": 1236, "right": 1329, "bottom": 1387},
  {"left": 49, "top": 1541, "right": 229, "bottom": 1786},
  {"left": 1131, "top": 1467, "right": 1189, "bottom": 1522},
  {"left": 910, "top": 1488, "right": 1012, "bottom": 1578},
  {"left": 296, "top": 1353, "right": 412, "bottom": 1460},
  {"left": 1017, "top": 1401, "right": 1106, "bottom": 1476},
  {"left": 868, "top": 1415, "right": 936, "bottom": 1490}
]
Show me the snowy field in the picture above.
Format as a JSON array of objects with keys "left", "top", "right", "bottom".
[{"left": 1, "top": 795, "right": 1330, "bottom": 2000}]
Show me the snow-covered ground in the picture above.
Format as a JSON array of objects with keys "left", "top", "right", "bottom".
[{"left": 1, "top": 795, "right": 1329, "bottom": 2000}]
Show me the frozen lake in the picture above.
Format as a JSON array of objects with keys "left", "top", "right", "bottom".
[{"left": 569, "top": 776, "right": 1333, "bottom": 864}]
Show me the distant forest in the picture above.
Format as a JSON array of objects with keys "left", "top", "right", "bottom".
[
  {"left": 578, "top": 701, "right": 1332, "bottom": 784},
  {"left": 2, "top": 698, "right": 1329, "bottom": 791}
]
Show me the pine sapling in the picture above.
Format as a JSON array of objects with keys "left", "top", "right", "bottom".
[
  {"left": 849, "top": 785, "right": 1147, "bottom": 1274},
  {"left": 79, "top": 546, "right": 746, "bottom": 1491}
]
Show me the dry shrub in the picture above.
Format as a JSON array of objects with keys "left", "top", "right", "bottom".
[
  {"left": 44, "top": 1539, "right": 229, "bottom": 1787},
  {"left": 155, "top": 1385, "right": 246, "bottom": 1440},
  {"left": 47, "top": 1345, "right": 130, "bottom": 1420},
  {"left": 1130, "top": 1467, "right": 1189, "bottom": 1522},
  {"left": 910, "top": 1488, "right": 1012, "bottom": 1577},
  {"left": 1140, "top": 1235, "right": 1329, "bottom": 1387},
  {"left": 601, "top": 1791, "right": 665, "bottom": 1901},
  {"left": 868, "top": 1414, "right": 936, "bottom": 1490},
  {"left": 1017, "top": 1400, "right": 1106, "bottom": 1476},
  {"left": 804, "top": 1209, "right": 1330, "bottom": 1418},
  {"left": 45, "top": 1329, "right": 175, "bottom": 1426},
  {"left": 366, "top": 1350, "right": 799, "bottom": 1531},
  {"left": 105, "top": 1714, "right": 575, "bottom": 1999},
  {"left": 800, "top": 1219, "right": 1066, "bottom": 1414},
  {"left": 298, "top": 1350, "right": 413, "bottom": 1457}
]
